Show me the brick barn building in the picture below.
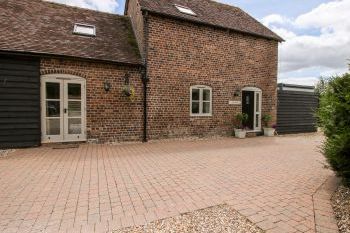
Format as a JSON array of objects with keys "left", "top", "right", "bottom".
[{"left": 0, "top": 0, "right": 283, "bottom": 147}]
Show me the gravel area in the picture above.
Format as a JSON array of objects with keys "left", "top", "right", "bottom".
[
  {"left": 332, "top": 185, "right": 350, "bottom": 233},
  {"left": 0, "top": 149, "right": 15, "bottom": 158},
  {"left": 114, "top": 204, "right": 264, "bottom": 233}
]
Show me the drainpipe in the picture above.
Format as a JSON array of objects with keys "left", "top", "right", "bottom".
[
  {"left": 141, "top": 11, "right": 150, "bottom": 143},
  {"left": 141, "top": 67, "right": 148, "bottom": 142}
]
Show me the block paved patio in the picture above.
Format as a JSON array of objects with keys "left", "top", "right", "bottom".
[{"left": 0, "top": 134, "right": 338, "bottom": 233}]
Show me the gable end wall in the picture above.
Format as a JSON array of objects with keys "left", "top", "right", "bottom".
[{"left": 145, "top": 15, "right": 278, "bottom": 139}]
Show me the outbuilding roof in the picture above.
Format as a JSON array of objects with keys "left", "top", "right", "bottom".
[
  {"left": 0, "top": 0, "right": 142, "bottom": 65},
  {"left": 136, "top": 0, "right": 283, "bottom": 41}
]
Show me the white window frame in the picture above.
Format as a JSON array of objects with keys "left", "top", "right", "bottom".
[
  {"left": 190, "top": 85, "right": 212, "bottom": 117},
  {"left": 174, "top": 4, "right": 196, "bottom": 16},
  {"left": 73, "top": 23, "right": 96, "bottom": 36}
]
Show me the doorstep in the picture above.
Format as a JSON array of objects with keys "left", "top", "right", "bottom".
[{"left": 41, "top": 141, "right": 84, "bottom": 149}]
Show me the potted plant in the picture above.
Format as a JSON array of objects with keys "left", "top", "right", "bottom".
[
  {"left": 234, "top": 113, "right": 248, "bottom": 139},
  {"left": 262, "top": 114, "right": 275, "bottom": 136}
]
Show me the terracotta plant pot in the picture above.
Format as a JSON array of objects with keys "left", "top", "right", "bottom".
[
  {"left": 234, "top": 129, "right": 247, "bottom": 139},
  {"left": 264, "top": 127, "right": 275, "bottom": 137}
]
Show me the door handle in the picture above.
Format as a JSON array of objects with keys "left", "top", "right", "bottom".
[{"left": 64, "top": 108, "right": 67, "bottom": 114}]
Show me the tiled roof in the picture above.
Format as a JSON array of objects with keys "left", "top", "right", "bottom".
[
  {"left": 0, "top": 0, "right": 142, "bottom": 65},
  {"left": 138, "top": 0, "right": 283, "bottom": 41}
]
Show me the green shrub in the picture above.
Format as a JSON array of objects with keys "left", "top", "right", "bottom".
[
  {"left": 262, "top": 114, "right": 272, "bottom": 127},
  {"left": 235, "top": 113, "right": 248, "bottom": 129},
  {"left": 317, "top": 73, "right": 350, "bottom": 183}
]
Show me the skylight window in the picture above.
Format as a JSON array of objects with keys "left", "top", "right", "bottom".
[
  {"left": 174, "top": 4, "right": 196, "bottom": 16},
  {"left": 73, "top": 23, "right": 96, "bottom": 36}
]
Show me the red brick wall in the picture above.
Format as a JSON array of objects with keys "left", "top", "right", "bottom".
[
  {"left": 40, "top": 58, "right": 144, "bottom": 143},
  {"left": 40, "top": 10, "right": 279, "bottom": 142},
  {"left": 145, "top": 15, "right": 278, "bottom": 139}
]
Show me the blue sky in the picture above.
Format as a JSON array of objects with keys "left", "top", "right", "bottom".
[
  {"left": 114, "top": 0, "right": 331, "bottom": 18},
  {"left": 50, "top": 0, "right": 350, "bottom": 85},
  {"left": 219, "top": 0, "right": 332, "bottom": 19}
]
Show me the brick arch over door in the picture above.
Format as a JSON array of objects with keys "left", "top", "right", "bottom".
[{"left": 40, "top": 69, "right": 88, "bottom": 80}]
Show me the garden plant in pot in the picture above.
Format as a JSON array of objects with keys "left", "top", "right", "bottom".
[
  {"left": 262, "top": 114, "right": 275, "bottom": 136},
  {"left": 234, "top": 113, "right": 248, "bottom": 139}
]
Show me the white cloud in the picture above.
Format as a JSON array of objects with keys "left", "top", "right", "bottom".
[
  {"left": 261, "top": 14, "right": 291, "bottom": 27},
  {"left": 263, "top": 0, "right": 350, "bottom": 85},
  {"left": 46, "top": 0, "right": 119, "bottom": 13},
  {"left": 279, "top": 77, "right": 320, "bottom": 86},
  {"left": 294, "top": 1, "right": 350, "bottom": 31},
  {"left": 270, "top": 27, "right": 296, "bottom": 40}
]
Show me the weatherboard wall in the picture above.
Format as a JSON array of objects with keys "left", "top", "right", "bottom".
[{"left": 0, "top": 56, "right": 41, "bottom": 148}]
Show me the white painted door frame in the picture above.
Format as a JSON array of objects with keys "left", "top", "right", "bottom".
[
  {"left": 242, "top": 87, "right": 262, "bottom": 132},
  {"left": 41, "top": 74, "right": 86, "bottom": 143}
]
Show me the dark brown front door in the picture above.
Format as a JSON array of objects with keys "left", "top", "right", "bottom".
[{"left": 242, "top": 91, "right": 255, "bottom": 130}]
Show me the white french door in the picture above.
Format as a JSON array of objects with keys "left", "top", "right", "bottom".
[{"left": 41, "top": 75, "right": 86, "bottom": 143}]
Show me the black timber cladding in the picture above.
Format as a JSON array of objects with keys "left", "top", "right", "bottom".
[
  {"left": 277, "top": 84, "right": 318, "bottom": 134},
  {"left": 0, "top": 55, "right": 41, "bottom": 148}
]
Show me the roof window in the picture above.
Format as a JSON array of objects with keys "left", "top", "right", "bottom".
[
  {"left": 73, "top": 23, "right": 96, "bottom": 36},
  {"left": 174, "top": 4, "right": 196, "bottom": 16}
]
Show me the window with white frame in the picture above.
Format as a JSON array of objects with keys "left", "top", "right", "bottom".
[{"left": 190, "top": 86, "right": 212, "bottom": 116}]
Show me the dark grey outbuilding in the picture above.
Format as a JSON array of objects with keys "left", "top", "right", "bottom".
[{"left": 277, "top": 83, "right": 319, "bottom": 134}]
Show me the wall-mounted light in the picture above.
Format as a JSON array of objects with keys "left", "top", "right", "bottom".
[
  {"left": 234, "top": 89, "right": 241, "bottom": 97},
  {"left": 104, "top": 81, "right": 111, "bottom": 92},
  {"left": 124, "top": 73, "right": 130, "bottom": 85},
  {"left": 122, "top": 73, "right": 132, "bottom": 97}
]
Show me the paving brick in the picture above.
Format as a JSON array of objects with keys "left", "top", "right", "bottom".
[
  {"left": 295, "top": 223, "right": 312, "bottom": 232},
  {"left": 248, "top": 213, "right": 266, "bottom": 223},
  {"left": 0, "top": 135, "right": 337, "bottom": 233},
  {"left": 257, "top": 220, "right": 277, "bottom": 231}
]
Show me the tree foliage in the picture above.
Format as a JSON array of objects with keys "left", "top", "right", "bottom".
[{"left": 317, "top": 73, "right": 350, "bottom": 183}]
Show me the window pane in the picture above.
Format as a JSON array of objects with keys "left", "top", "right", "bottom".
[
  {"left": 175, "top": 5, "right": 196, "bottom": 15},
  {"left": 46, "top": 101, "right": 60, "bottom": 117},
  {"left": 68, "top": 118, "right": 82, "bottom": 134},
  {"left": 74, "top": 24, "right": 95, "bottom": 36},
  {"left": 191, "top": 102, "right": 199, "bottom": 114},
  {"left": 46, "top": 82, "right": 60, "bottom": 99},
  {"left": 203, "top": 89, "right": 210, "bottom": 101},
  {"left": 203, "top": 102, "right": 210, "bottom": 114},
  {"left": 256, "top": 93, "right": 260, "bottom": 112},
  {"left": 46, "top": 119, "right": 60, "bottom": 135},
  {"left": 68, "top": 83, "right": 81, "bottom": 100},
  {"left": 192, "top": 89, "right": 200, "bottom": 101},
  {"left": 68, "top": 101, "right": 81, "bottom": 117}
]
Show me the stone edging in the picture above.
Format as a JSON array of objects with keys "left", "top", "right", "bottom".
[{"left": 312, "top": 175, "right": 341, "bottom": 233}]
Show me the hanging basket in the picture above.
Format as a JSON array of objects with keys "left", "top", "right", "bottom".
[{"left": 122, "top": 85, "right": 135, "bottom": 101}]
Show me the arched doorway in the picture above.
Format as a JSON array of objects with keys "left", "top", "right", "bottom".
[
  {"left": 242, "top": 87, "right": 262, "bottom": 131},
  {"left": 41, "top": 74, "right": 86, "bottom": 143}
]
